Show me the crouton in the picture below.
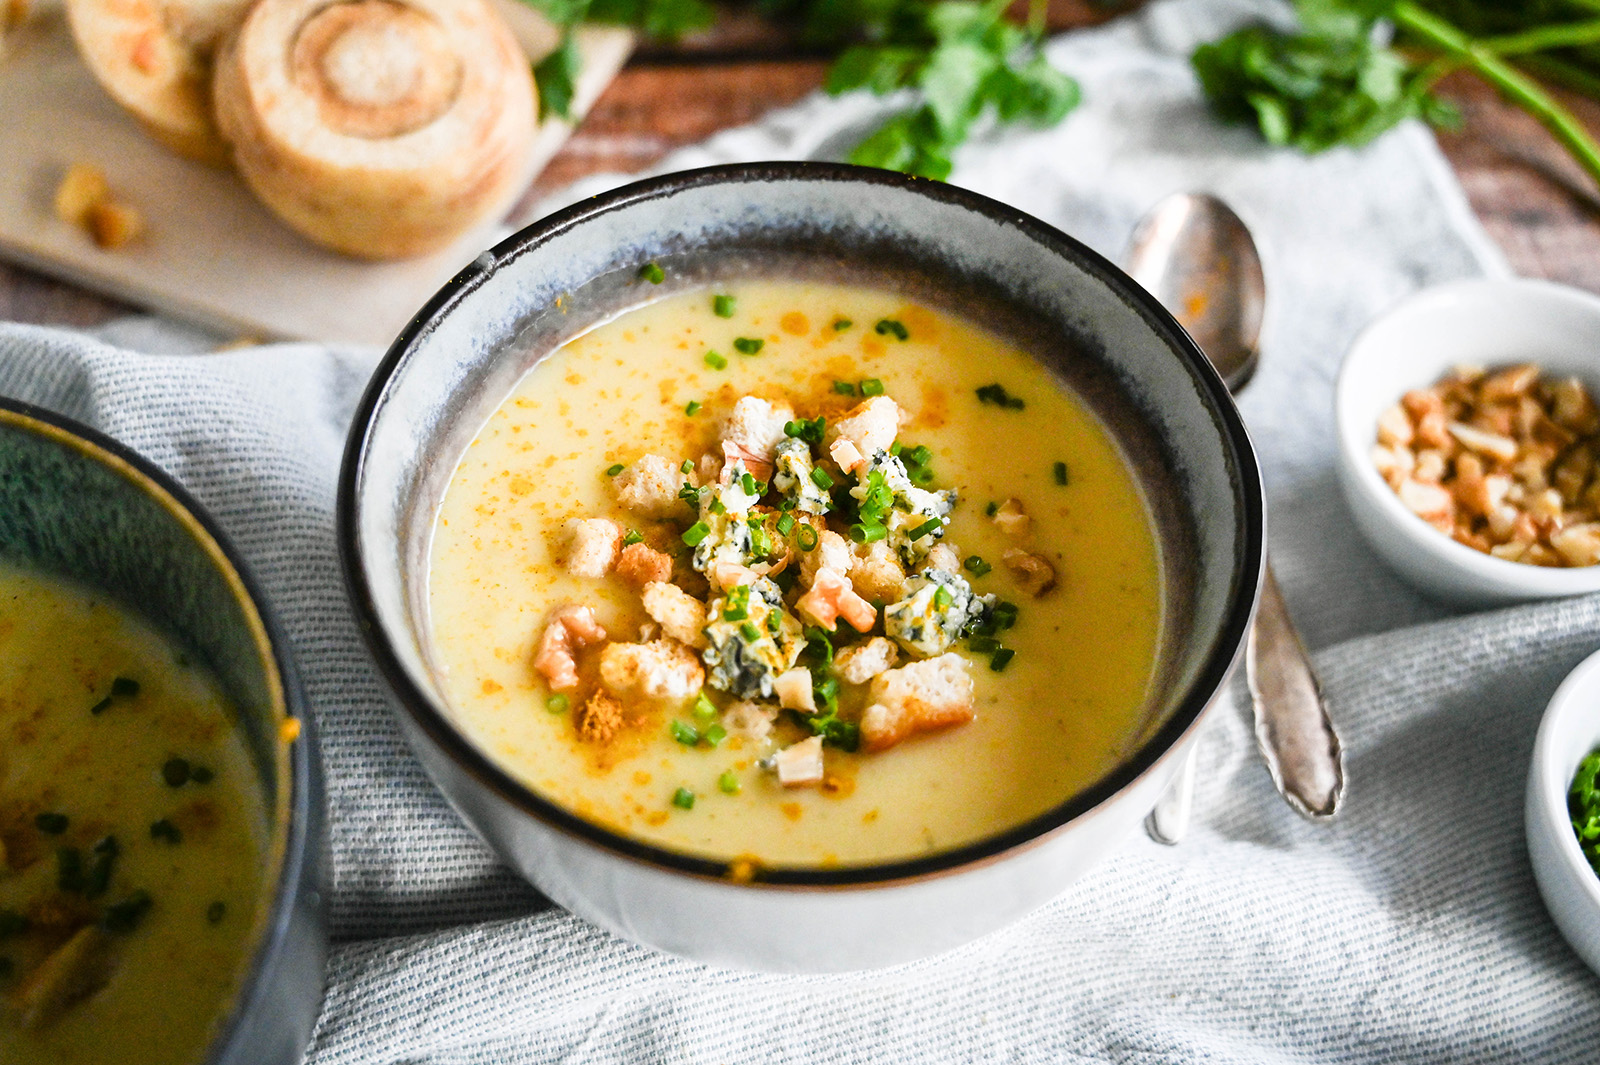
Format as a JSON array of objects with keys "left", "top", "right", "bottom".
[
  {"left": 599, "top": 639, "right": 704, "bottom": 703},
  {"left": 724, "top": 700, "right": 777, "bottom": 743},
  {"left": 828, "top": 396, "right": 901, "bottom": 459},
  {"left": 575, "top": 691, "right": 625, "bottom": 744},
  {"left": 615, "top": 542, "right": 673, "bottom": 588},
  {"left": 1002, "top": 548, "right": 1057, "bottom": 597},
  {"left": 774, "top": 667, "right": 815, "bottom": 712},
  {"left": 641, "top": 581, "right": 709, "bottom": 649},
  {"left": 773, "top": 735, "right": 825, "bottom": 787},
  {"left": 799, "top": 528, "right": 852, "bottom": 587},
  {"left": 992, "top": 498, "right": 1030, "bottom": 539},
  {"left": 924, "top": 542, "right": 961, "bottom": 574},
  {"left": 561, "top": 518, "right": 622, "bottom": 578},
  {"left": 533, "top": 604, "right": 606, "bottom": 692},
  {"left": 721, "top": 396, "right": 794, "bottom": 481},
  {"left": 861, "top": 653, "right": 975, "bottom": 751},
  {"left": 796, "top": 567, "right": 876, "bottom": 633},
  {"left": 834, "top": 636, "right": 899, "bottom": 685},
  {"left": 614, "top": 454, "right": 686, "bottom": 518},
  {"left": 848, "top": 539, "right": 909, "bottom": 602}
]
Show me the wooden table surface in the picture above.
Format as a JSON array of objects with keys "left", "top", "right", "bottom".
[{"left": 5, "top": 16, "right": 1600, "bottom": 331}]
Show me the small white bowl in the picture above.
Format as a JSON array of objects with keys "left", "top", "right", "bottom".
[
  {"left": 1336, "top": 278, "right": 1600, "bottom": 608},
  {"left": 1528, "top": 646, "right": 1600, "bottom": 978}
]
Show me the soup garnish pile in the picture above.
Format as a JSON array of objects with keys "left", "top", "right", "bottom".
[
  {"left": 0, "top": 565, "right": 266, "bottom": 1065},
  {"left": 428, "top": 279, "right": 1163, "bottom": 868}
]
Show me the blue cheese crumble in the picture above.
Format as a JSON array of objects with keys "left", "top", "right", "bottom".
[
  {"left": 883, "top": 568, "right": 994, "bottom": 657},
  {"left": 702, "top": 577, "right": 804, "bottom": 699},
  {"left": 771, "top": 437, "right": 831, "bottom": 515}
]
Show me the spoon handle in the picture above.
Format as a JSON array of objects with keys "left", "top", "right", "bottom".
[{"left": 1246, "top": 561, "right": 1344, "bottom": 819}]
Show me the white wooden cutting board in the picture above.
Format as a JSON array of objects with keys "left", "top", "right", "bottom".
[{"left": 0, "top": 4, "right": 632, "bottom": 347}]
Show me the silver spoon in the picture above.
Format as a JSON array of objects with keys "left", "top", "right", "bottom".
[{"left": 1125, "top": 192, "right": 1345, "bottom": 843}]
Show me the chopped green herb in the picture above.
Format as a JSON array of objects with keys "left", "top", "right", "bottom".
[
  {"left": 685, "top": 400, "right": 702, "bottom": 416},
  {"left": 969, "top": 636, "right": 1001, "bottom": 653},
  {"left": 704, "top": 350, "right": 727, "bottom": 370},
  {"left": 206, "top": 901, "right": 227, "bottom": 925},
  {"left": 678, "top": 481, "right": 701, "bottom": 503},
  {"left": 859, "top": 378, "right": 885, "bottom": 397},
  {"left": 682, "top": 522, "right": 711, "bottom": 547},
  {"left": 1053, "top": 461, "right": 1069, "bottom": 486},
  {"left": 100, "top": 890, "right": 152, "bottom": 934},
  {"left": 0, "top": 910, "right": 29, "bottom": 938},
  {"left": 776, "top": 513, "right": 796, "bottom": 536},
  {"left": 680, "top": 459, "right": 694, "bottom": 474},
  {"left": 162, "top": 758, "right": 191, "bottom": 787},
  {"left": 933, "top": 585, "right": 954, "bottom": 609},
  {"left": 713, "top": 294, "right": 736, "bottom": 318},
  {"left": 35, "top": 812, "right": 69, "bottom": 835},
  {"left": 784, "top": 416, "right": 827, "bottom": 445},
  {"left": 623, "top": 529, "right": 644, "bottom": 546},
  {"left": 990, "top": 648, "right": 1016, "bottom": 672},
  {"left": 638, "top": 262, "right": 665, "bottom": 284},
  {"left": 964, "top": 556, "right": 992, "bottom": 577},
  {"left": 733, "top": 337, "right": 764, "bottom": 355},
  {"left": 718, "top": 770, "right": 741, "bottom": 794},
  {"left": 111, "top": 677, "right": 139, "bottom": 698},
  {"left": 909, "top": 518, "right": 944, "bottom": 540},
  {"left": 671, "top": 787, "right": 696, "bottom": 810},
  {"left": 57, "top": 847, "right": 84, "bottom": 893},
  {"left": 875, "top": 319, "right": 909, "bottom": 341},
  {"left": 723, "top": 585, "right": 751, "bottom": 622},
  {"left": 692, "top": 692, "right": 717, "bottom": 722},
  {"left": 905, "top": 445, "right": 932, "bottom": 467},
  {"left": 985, "top": 501, "right": 999, "bottom": 517},
  {"left": 910, "top": 467, "right": 935, "bottom": 486},
  {"left": 833, "top": 380, "right": 856, "bottom": 395},
  {"left": 740, "top": 621, "right": 762, "bottom": 643},
  {"left": 804, "top": 626, "right": 835, "bottom": 668},
  {"left": 850, "top": 522, "right": 888, "bottom": 544},
  {"left": 605, "top": 463, "right": 626, "bottom": 477},
  {"left": 704, "top": 724, "right": 728, "bottom": 748},
  {"left": 976, "top": 383, "right": 1026, "bottom": 410},
  {"left": 190, "top": 766, "right": 214, "bottom": 785},
  {"left": 797, "top": 525, "right": 819, "bottom": 551},
  {"left": 546, "top": 693, "right": 569, "bottom": 714},
  {"left": 670, "top": 720, "right": 700, "bottom": 746},
  {"left": 150, "top": 819, "right": 182, "bottom": 845},
  {"left": 84, "top": 836, "right": 117, "bottom": 897},
  {"left": 89, "top": 696, "right": 112, "bottom": 715},
  {"left": 810, "top": 467, "right": 834, "bottom": 490},
  {"left": 994, "top": 601, "right": 1020, "bottom": 629},
  {"left": 741, "top": 471, "right": 758, "bottom": 495},
  {"left": 1570, "top": 747, "right": 1600, "bottom": 873}
]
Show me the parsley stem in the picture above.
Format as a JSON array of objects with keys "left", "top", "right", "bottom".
[
  {"left": 1477, "top": 18, "right": 1600, "bottom": 57},
  {"left": 1394, "top": 1, "right": 1600, "bottom": 188}
]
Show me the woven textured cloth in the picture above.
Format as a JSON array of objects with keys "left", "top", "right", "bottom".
[{"left": 4, "top": 0, "right": 1600, "bottom": 1058}]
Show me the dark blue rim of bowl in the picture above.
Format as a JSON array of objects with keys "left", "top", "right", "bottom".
[
  {"left": 0, "top": 395, "right": 324, "bottom": 1055},
  {"left": 338, "top": 161, "right": 1265, "bottom": 889}
]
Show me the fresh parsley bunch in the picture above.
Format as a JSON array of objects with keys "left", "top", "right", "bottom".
[{"left": 519, "top": 0, "right": 1079, "bottom": 180}]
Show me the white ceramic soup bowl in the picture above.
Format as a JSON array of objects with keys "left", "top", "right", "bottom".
[
  {"left": 1336, "top": 278, "right": 1600, "bottom": 608},
  {"left": 1528, "top": 645, "right": 1600, "bottom": 978},
  {"left": 338, "top": 163, "right": 1264, "bottom": 973}
]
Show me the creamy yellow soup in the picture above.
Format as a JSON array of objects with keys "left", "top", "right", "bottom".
[
  {"left": 0, "top": 565, "right": 267, "bottom": 1065},
  {"left": 428, "top": 280, "right": 1162, "bottom": 867}
]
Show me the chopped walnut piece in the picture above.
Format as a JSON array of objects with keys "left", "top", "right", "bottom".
[
  {"left": 1001, "top": 548, "right": 1056, "bottom": 597},
  {"left": 991, "top": 498, "right": 1030, "bottom": 539}
]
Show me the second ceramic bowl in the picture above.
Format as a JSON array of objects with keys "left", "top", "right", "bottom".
[{"left": 339, "top": 162, "right": 1264, "bottom": 972}]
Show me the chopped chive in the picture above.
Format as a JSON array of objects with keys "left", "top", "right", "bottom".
[
  {"left": 976, "top": 383, "right": 1025, "bottom": 409},
  {"left": 741, "top": 472, "right": 758, "bottom": 495},
  {"left": 605, "top": 463, "right": 625, "bottom": 477},
  {"left": 623, "top": 529, "right": 644, "bottom": 546},
  {"left": 89, "top": 696, "right": 112, "bottom": 715},
  {"left": 190, "top": 766, "right": 213, "bottom": 785},
  {"left": 100, "top": 890, "right": 152, "bottom": 934},
  {"left": 704, "top": 350, "right": 727, "bottom": 370},
  {"left": 670, "top": 720, "right": 700, "bottom": 746},
  {"left": 84, "top": 837, "right": 117, "bottom": 897},
  {"left": 56, "top": 847, "right": 84, "bottom": 893},
  {"left": 35, "top": 812, "right": 69, "bottom": 835},
  {"left": 685, "top": 400, "right": 702, "bottom": 416},
  {"left": 909, "top": 518, "right": 944, "bottom": 540},
  {"left": 111, "top": 677, "right": 139, "bottom": 698},
  {"left": 860, "top": 378, "right": 885, "bottom": 397},
  {"left": 713, "top": 294, "right": 736, "bottom": 318},
  {"left": 1053, "top": 461, "right": 1069, "bottom": 486},
  {"left": 718, "top": 770, "right": 740, "bottom": 794},
  {"left": 680, "top": 459, "right": 694, "bottom": 474},
  {"left": 638, "top": 262, "right": 665, "bottom": 284},
  {"left": 733, "top": 337, "right": 764, "bottom": 355},
  {"left": 889, "top": 441, "right": 903, "bottom": 455},
  {"left": 723, "top": 603, "right": 749, "bottom": 623},
  {"left": 994, "top": 601, "right": 1020, "bottom": 629},
  {"left": 911, "top": 467, "right": 936, "bottom": 486},
  {"left": 970, "top": 636, "right": 1001, "bottom": 653},
  {"left": 692, "top": 692, "right": 717, "bottom": 722},
  {"left": 964, "top": 556, "right": 992, "bottom": 577},
  {"left": 679, "top": 482, "right": 699, "bottom": 503},
  {"left": 671, "top": 787, "right": 696, "bottom": 810},
  {"left": 162, "top": 758, "right": 191, "bottom": 787},
  {"left": 810, "top": 468, "right": 834, "bottom": 490},
  {"left": 206, "top": 901, "right": 227, "bottom": 925},
  {"left": 682, "top": 521, "right": 711, "bottom": 547},
  {"left": 546, "top": 693, "right": 569, "bottom": 714},
  {"left": 150, "top": 819, "right": 182, "bottom": 845},
  {"left": 776, "top": 513, "right": 796, "bottom": 536},
  {"left": 797, "top": 525, "right": 819, "bottom": 551},
  {"left": 933, "top": 586, "right": 953, "bottom": 609},
  {"left": 0, "top": 910, "right": 28, "bottom": 938},
  {"left": 985, "top": 501, "right": 999, "bottom": 517},
  {"left": 704, "top": 724, "right": 728, "bottom": 748},
  {"left": 832, "top": 318, "right": 853, "bottom": 331},
  {"left": 709, "top": 497, "right": 726, "bottom": 515},
  {"left": 740, "top": 621, "right": 761, "bottom": 643},
  {"left": 875, "top": 319, "right": 909, "bottom": 340},
  {"left": 833, "top": 380, "right": 856, "bottom": 395},
  {"left": 905, "top": 445, "right": 932, "bottom": 467},
  {"left": 990, "top": 648, "right": 1016, "bottom": 672},
  {"left": 850, "top": 522, "right": 887, "bottom": 544}
]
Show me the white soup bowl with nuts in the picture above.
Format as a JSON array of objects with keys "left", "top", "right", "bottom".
[{"left": 1336, "top": 278, "right": 1600, "bottom": 608}]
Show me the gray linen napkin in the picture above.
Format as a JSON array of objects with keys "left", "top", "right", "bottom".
[{"left": 4, "top": 0, "right": 1600, "bottom": 1057}]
